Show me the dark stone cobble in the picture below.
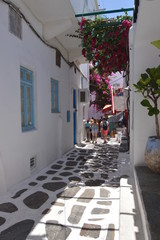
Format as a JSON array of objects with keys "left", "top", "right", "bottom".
[
  {"left": 43, "top": 182, "right": 67, "bottom": 192},
  {"left": 0, "top": 220, "right": 35, "bottom": 240},
  {"left": 46, "top": 170, "right": 57, "bottom": 174},
  {"left": 23, "top": 191, "right": 49, "bottom": 209},
  {"left": 28, "top": 182, "right": 37, "bottom": 186},
  {"left": 36, "top": 176, "right": 48, "bottom": 181},
  {"left": 0, "top": 142, "right": 120, "bottom": 239},
  {"left": 0, "top": 217, "right": 6, "bottom": 226},
  {"left": 0, "top": 202, "right": 18, "bottom": 213},
  {"left": 51, "top": 164, "right": 62, "bottom": 169},
  {"left": 12, "top": 189, "right": 28, "bottom": 199}
]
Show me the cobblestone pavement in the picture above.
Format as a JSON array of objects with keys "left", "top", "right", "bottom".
[{"left": 0, "top": 139, "right": 124, "bottom": 240}]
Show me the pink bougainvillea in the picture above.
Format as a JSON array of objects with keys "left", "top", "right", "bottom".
[
  {"left": 70, "top": 15, "right": 132, "bottom": 110},
  {"left": 79, "top": 15, "right": 132, "bottom": 76},
  {"left": 89, "top": 67, "right": 112, "bottom": 110}
]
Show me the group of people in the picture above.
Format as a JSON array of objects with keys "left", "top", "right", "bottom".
[{"left": 85, "top": 117, "right": 109, "bottom": 144}]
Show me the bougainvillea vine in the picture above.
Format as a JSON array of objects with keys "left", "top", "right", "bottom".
[
  {"left": 68, "top": 14, "right": 132, "bottom": 110},
  {"left": 79, "top": 15, "right": 132, "bottom": 76},
  {"left": 89, "top": 65, "right": 112, "bottom": 110}
]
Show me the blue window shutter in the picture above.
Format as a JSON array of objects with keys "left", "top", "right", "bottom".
[
  {"left": 24, "top": 85, "right": 27, "bottom": 127},
  {"left": 30, "top": 83, "right": 34, "bottom": 126},
  {"left": 20, "top": 66, "right": 34, "bottom": 131},
  {"left": 67, "top": 111, "right": 70, "bottom": 122},
  {"left": 73, "top": 89, "right": 76, "bottom": 108},
  {"left": 21, "top": 84, "right": 25, "bottom": 127}
]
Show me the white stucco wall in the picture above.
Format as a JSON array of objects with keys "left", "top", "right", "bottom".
[
  {"left": 0, "top": 1, "right": 89, "bottom": 195},
  {"left": 70, "top": 0, "right": 98, "bottom": 17},
  {"left": 129, "top": 0, "right": 160, "bottom": 166}
]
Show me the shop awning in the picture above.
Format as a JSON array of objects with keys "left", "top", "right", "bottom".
[
  {"left": 102, "top": 104, "right": 112, "bottom": 112},
  {"left": 108, "top": 112, "right": 124, "bottom": 123}
]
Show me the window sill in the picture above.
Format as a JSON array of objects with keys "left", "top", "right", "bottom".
[
  {"left": 22, "top": 126, "right": 36, "bottom": 132},
  {"left": 51, "top": 111, "right": 60, "bottom": 114}
]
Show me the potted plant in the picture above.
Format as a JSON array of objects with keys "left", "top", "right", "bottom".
[{"left": 133, "top": 65, "right": 160, "bottom": 173}]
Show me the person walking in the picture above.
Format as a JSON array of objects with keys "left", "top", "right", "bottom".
[
  {"left": 101, "top": 117, "right": 109, "bottom": 143},
  {"left": 85, "top": 119, "right": 91, "bottom": 142},
  {"left": 122, "top": 124, "right": 127, "bottom": 136},
  {"left": 91, "top": 118, "right": 98, "bottom": 144}
]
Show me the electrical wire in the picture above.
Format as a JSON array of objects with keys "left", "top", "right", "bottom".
[{"left": 1, "top": 0, "right": 88, "bottom": 81}]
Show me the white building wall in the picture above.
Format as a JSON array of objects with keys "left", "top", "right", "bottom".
[
  {"left": 70, "top": 0, "right": 98, "bottom": 17},
  {"left": 70, "top": 66, "right": 90, "bottom": 144},
  {"left": 0, "top": 2, "right": 89, "bottom": 195},
  {"left": 129, "top": 0, "right": 160, "bottom": 166}
]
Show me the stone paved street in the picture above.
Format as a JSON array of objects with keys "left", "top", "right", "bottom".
[{"left": 0, "top": 139, "right": 126, "bottom": 240}]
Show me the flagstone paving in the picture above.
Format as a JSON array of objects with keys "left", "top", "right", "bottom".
[{"left": 0, "top": 140, "right": 123, "bottom": 240}]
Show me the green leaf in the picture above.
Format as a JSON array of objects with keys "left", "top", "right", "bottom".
[
  {"left": 151, "top": 40, "right": 160, "bottom": 49},
  {"left": 143, "top": 77, "right": 150, "bottom": 85},
  {"left": 156, "top": 79, "right": 160, "bottom": 86},
  {"left": 155, "top": 69, "right": 160, "bottom": 81},
  {"left": 148, "top": 108, "right": 159, "bottom": 116},
  {"left": 141, "top": 99, "right": 152, "bottom": 108},
  {"left": 146, "top": 67, "right": 156, "bottom": 80},
  {"left": 141, "top": 73, "right": 148, "bottom": 80}
]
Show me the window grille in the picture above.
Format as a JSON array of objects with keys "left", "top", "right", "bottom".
[
  {"left": 30, "top": 156, "right": 36, "bottom": 170},
  {"left": 79, "top": 89, "right": 89, "bottom": 103}
]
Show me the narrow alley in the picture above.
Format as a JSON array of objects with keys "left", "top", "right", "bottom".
[{"left": 0, "top": 139, "right": 142, "bottom": 240}]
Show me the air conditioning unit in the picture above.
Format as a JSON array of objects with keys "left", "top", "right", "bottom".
[{"left": 79, "top": 89, "right": 89, "bottom": 103}]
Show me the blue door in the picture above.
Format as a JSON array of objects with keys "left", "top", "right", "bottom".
[
  {"left": 73, "top": 111, "right": 77, "bottom": 144},
  {"left": 73, "top": 89, "right": 77, "bottom": 144}
]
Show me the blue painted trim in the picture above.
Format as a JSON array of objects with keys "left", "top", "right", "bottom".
[
  {"left": 20, "top": 66, "right": 34, "bottom": 132},
  {"left": 73, "top": 89, "right": 76, "bottom": 108},
  {"left": 73, "top": 111, "right": 77, "bottom": 144},
  {"left": 67, "top": 110, "right": 70, "bottom": 122},
  {"left": 73, "top": 89, "right": 77, "bottom": 144}
]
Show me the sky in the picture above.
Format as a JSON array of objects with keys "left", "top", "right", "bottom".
[{"left": 97, "top": 0, "right": 134, "bottom": 18}]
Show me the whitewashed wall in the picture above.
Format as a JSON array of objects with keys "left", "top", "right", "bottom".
[
  {"left": 0, "top": 1, "right": 89, "bottom": 195},
  {"left": 129, "top": 0, "right": 160, "bottom": 166},
  {"left": 70, "top": 0, "right": 98, "bottom": 18}
]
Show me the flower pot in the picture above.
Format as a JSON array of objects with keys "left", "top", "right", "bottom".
[{"left": 145, "top": 136, "right": 160, "bottom": 174}]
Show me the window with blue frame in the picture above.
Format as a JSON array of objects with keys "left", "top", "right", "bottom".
[
  {"left": 20, "top": 66, "right": 34, "bottom": 131},
  {"left": 51, "top": 79, "right": 59, "bottom": 113},
  {"left": 67, "top": 110, "right": 70, "bottom": 122}
]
